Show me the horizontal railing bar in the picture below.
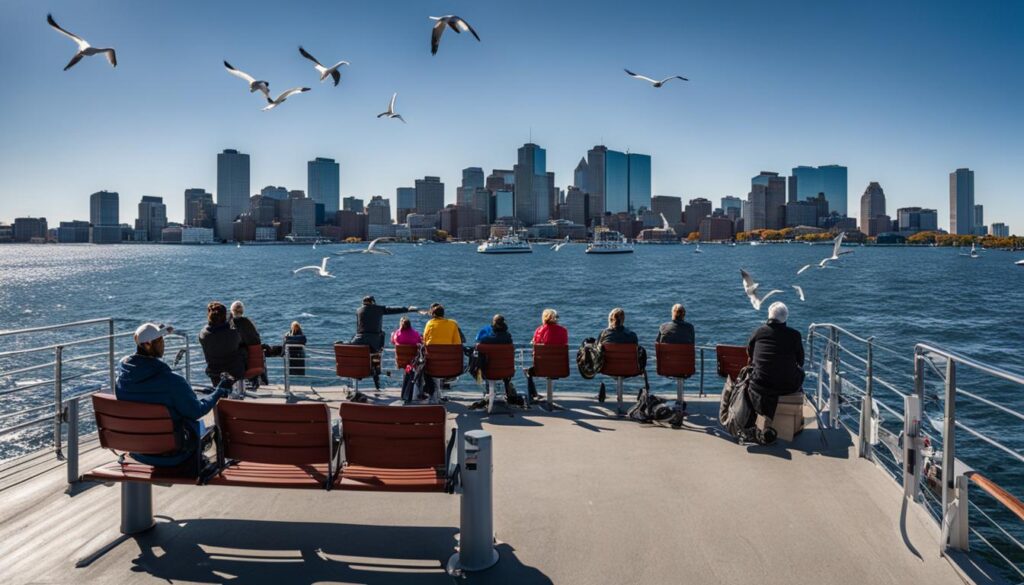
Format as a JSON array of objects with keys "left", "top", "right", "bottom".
[
  {"left": 0, "top": 378, "right": 55, "bottom": 394},
  {"left": 0, "top": 318, "right": 113, "bottom": 338},
  {"left": 917, "top": 343, "right": 1024, "bottom": 387},
  {"left": 956, "top": 388, "right": 1024, "bottom": 424},
  {"left": 0, "top": 401, "right": 57, "bottom": 421},
  {"left": 969, "top": 526, "right": 1024, "bottom": 580},
  {"left": 0, "top": 414, "right": 54, "bottom": 435},
  {"left": 59, "top": 351, "right": 112, "bottom": 365},
  {"left": 954, "top": 420, "right": 1024, "bottom": 465},
  {"left": 0, "top": 361, "right": 57, "bottom": 378},
  {"left": 966, "top": 472, "right": 1024, "bottom": 525},
  {"left": 967, "top": 498, "right": 1024, "bottom": 553},
  {"left": 0, "top": 331, "right": 134, "bottom": 359}
]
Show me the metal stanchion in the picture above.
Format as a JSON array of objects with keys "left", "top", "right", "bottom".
[
  {"left": 66, "top": 397, "right": 79, "bottom": 484},
  {"left": 120, "top": 483, "right": 155, "bottom": 534},
  {"left": 447, "top": 430, "right": 498, "bottom": 575},
  {"left": 54, "top": 345, "right": 64, "bottom": 460}
]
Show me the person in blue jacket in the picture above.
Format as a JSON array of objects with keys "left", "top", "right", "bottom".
[{"left": 115, "top": 322, "right": 231, "bottom": 474}]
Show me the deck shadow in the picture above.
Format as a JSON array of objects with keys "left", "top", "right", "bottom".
[{"left": 109, "top": 518, "right": 550, "bottom": 584}]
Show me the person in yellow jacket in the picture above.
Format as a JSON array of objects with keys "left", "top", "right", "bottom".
[{"left": 422, "top": 304, "right": 465, "bottom": 345}]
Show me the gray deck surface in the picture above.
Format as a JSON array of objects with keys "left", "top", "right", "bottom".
[{"left": 0, "top": 387, "right": 972, "bottom": 584}]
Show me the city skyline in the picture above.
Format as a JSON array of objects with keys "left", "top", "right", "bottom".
[{"left": 1, "top": 1, "right": 1021, "bottom": 229}]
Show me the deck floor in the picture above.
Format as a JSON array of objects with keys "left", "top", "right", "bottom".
[{"left": 0, "top": 386, "right": 975, "bottom": 584}]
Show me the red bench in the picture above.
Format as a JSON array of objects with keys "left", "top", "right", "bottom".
[
  {"left": 475, "top": 344, "right": 516, "bottom": 413},
  {"left": 394, "top": 344, "right": 419, "bottom": 370},
  {"left": 716, "top": 345, "right": 748, "bottom": 382},
  {"left": 531, "top": 344, "right": 570, "bottom": 411},
  {"left": 334, "top": 343, "right": 374, "bottom": 394},
  {"left": 655, "top": 343, "right": 695, "bottom": 404}
]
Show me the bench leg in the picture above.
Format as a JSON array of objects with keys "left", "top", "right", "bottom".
[
  {"left": 447, "top": 430, "right": 498, "bottom": 576},
  {"left": 121, "top": 482, "right": 154, "bottom": 534},
  {"left": 616, "top": 378, "right": 624, "bottom": 415},
  {"left": 486, "top": 381, "right": 495, "bottom": 414},
  {"left": 677, "top": 379, "right": 684, "bottom": 404},
  {"left": 543, "top": 379, "right": 560, "bottom": 412}
]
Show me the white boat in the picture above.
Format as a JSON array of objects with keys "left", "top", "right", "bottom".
[
  {"left": 960, "top": 243, "right": 980, "bottom": 258},
  {"left": 694, "top": 243, "right": 703, "bottom": 254},
  {"left": 1015, "top": 259, "right": 1023, "bottom": 266},
  {"left": 477, "top": 234, "right": 532, "bottom": 254},
  {"left": 585, "top": 231, "right": 634, "bottom": 254}
]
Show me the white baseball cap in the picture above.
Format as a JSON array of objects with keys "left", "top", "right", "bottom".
[{"left": 134, "top": 322, "right": 173, "bottom": 345}]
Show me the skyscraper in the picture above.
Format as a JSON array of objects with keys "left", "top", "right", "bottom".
[
  {"left": 859, "top": 182, "right": 887, "bottom": 236},
  {"left": 260, "top": 186, "right": 288, "bottom": 200},
  {"left": 343, "top": 196, "right": 365, "bottom": 213},
  {"left": 585, "top": 146, "right": 607, "bottom": 218},
  {"left": 627, "top": 153, "right": 652, "bottom": 214},
  {"left": 949, "top": 168, "right": 975, "bottom": 235},
  {"left": 396, "top": 187, "right": 416, "bottom": 223},
  {"left": 990, "top": 223, "right": 1009, "bottom": 237},
  {"left": 573, "top": 158, "right": 589, "bottom": 193},
  {"left": 307, "top": 157, "right": 340, "bottom": 215},
  {"left": 366, "top": 195, "right": 391, "bottom": 225},
  {"left": 750, "top": 172, "right": 787, "bottom": 230},
  {"left": 217, "top": 149, "right": 250, "bottom": 240},
  {"left": 791, "top": 165, "right": 848, "bottom": 217},
  {"left": 651, "top": 196, "right": 682, "bottom": 225},
  {"left": 603, "top": 149, "right": 629, "bottom": 215},
  {"left": 514, "top": 143, "right": 551, "bottom": 225},
  {"left": 184, "top": 188, "right": 215, "bottom": 228},
  {"left": 415, "top": 176, "right": 445, "bottom": 216},
  {"left": 89, "top": 190, "right": 120, "bottom": 244},
  {"left": 458, "top": 167, "right": 485, "bottom": 209},
  {"left": 974, "top": 204, "right": 985, "bottom": 235},
  {"left": 683, "top": 198, "right": 713, "bottom": 235},
  {"left": 896, "top": 207, "right": 938, "bottom": 234},
  {"left": 721, "top": 196, "right": 743, "bottom": 215},
  {"left": 135, "top": 196, "right": 167, "bottom": 242}
]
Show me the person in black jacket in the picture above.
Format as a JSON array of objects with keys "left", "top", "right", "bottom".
[
  {"left": 745, "top": 302, "right": 804, "bottom": 442},
  {"left": 229, "top": 300, "right": 262, "bottom": 347},
  {"left": 199, "top": 301, "right": 246, "bottom": 386},
  {"left": 284, "top": 321, "right": 307, "bottom": 377},
  {"left": 656, "top": 304, "right": 695, "bottom": 344},
  {"left": 350, "top": 296, "right": 419, "bottom": 389},
  {"left": 598, "top": 308, "right": 638, "bottom": 346}
]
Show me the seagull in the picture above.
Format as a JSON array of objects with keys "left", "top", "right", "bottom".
[
  {"left": 551, "top": 236, "right": 570, "bottom": 251},
  {"left": 624, "top": 69, "right": 687, "bottom": 88},
  {"left": 797, "top": 264, "right": 811, "bottom": 275},
  {"left": 262, "top": 87, "right": 311, "bottom": 111},
  {"left": 429, "top": 15, "right": 481, "bottom": 55},
  {"left": 298, "top": 46, "right": 349, "bottom": 86},
  {"left": 376, "top": 93, "right": 405, "bottom": 123},
  {"left": 47, "top": 14, "right": 116, "bottom": 71},
  {"left": 293, "top": 257, "right": 334, "bottom": 278},
  {"left": 818, "top": 232, "right": 853, "bottom": 268},
  {"left": 224, "top": 61, "right": 270, "bottom": 99},
  {"left": 740, "top": 269, "right": 782, "bottom": 311},
  {"left": 792, "top": 285, "right": 805, "bottom": 302},
  {"left": 333, "top": 237, "right": 394, "bottom": 256}
]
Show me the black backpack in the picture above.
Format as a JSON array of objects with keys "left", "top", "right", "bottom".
[
  {"left": 719, "top": 366, "right": 755, "bottom": 438},
  {"left": 576, "top": 338, "right": 604, "bottom": 380}
]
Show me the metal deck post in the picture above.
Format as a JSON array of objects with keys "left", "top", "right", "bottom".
[
  {"left": 942, "top": 359, "right": 969, "bottom": 551},
  {"left": 616, "top": 378, "right": 624, "bottom": 415},
  {"left": 108, "top": 319, "right": 116, "bottom": 392},
  {"left": 66, "top": 397, "right": 79, "bottom": 484},
  {"left": 54, "top": 345, "right": 64, "bottom": 460},
  {"left": 283, "top": 346, "right": 291, "bottom": 397},
  {"left": 903, "top": 393, "right": 922, "bottom": 501},
  {"left": 543, "top": 379, "right": 559, "bottom": 412},
  {"left": 676, "top": 379, "right": 684, "bottom": 405},
  {"left": 120, "top": 483, "right": 155, "bottom": 534},
  {"left": 183, "top": 335, "right": 192, "bottom": 384},
  {"left": 447, "top": 430, "right": 498, "bottom": 575},
  {"left": 858, "top": 338, "right": 874, "bottom": 459},
  {"left": 828, "top": 329, "right": 841, "bottom": 428}
]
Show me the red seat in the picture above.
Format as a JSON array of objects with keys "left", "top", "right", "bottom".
[
  {"left": 424, "top": 344, "right": 464, "bottom": 379},
  {"left": 476, "top": 344, "right": 516, "bottom": 381},
  {"left": 656, "top": 343, "right": 695, "bottom": 379},
  {"left": 244, "top": 345, "right": 265, "bottom": 380},
  {"left": 601, "top": 343, "right": 642, "bottom": 378},
  {"left": 210, "top": 400, "right": 334, "bottom": 489},
  {"left": 716, "top": 345, "right": 748, "bottom": 381},
  {"left": 334, "top": 403, "right": 448, "bottom": 492},
  {"left": 532, "top": 344, "right": 570, "bottom": 379},
  {"left": 394, "top": 344, "right": 419, "bottom": 369},
  {"left": 334, "top": 343, "right": 373, "bottom": 380}
]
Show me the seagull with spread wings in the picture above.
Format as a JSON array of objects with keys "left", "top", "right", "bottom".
[
  {"left": 262, "top": 87, "right": 310, "bottom": 111},
  {"left": 818, "top": 231, "right": 853, "bottom": 268},
  {"left": 429, "top": 15, "right": 481, "bottom": 55},
  {"left": 377, "top": 93, "right": 405, "bottom": 123},
  {"left": 223, "top": 61, "right": 270, "bottom": 99},
  {"left": 47, "top": 14, "right": 116, "bottom": 71},
  {"left": 298, "top": 46, "right": 349, "bottom": 86},
  {"left": 741, "top": 269, "right": 782, "bottom": 311},
  {"left": 624, "top": 69, "right": 687, "bottom": 88}
]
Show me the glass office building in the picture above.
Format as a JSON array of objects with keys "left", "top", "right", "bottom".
[{"left": 791, "top": 165, "right": 848, "bottom": 217}]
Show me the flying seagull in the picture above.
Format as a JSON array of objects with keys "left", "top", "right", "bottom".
[
  {"left": 223, "top": 61, "right": 270, "bottom": 99},
  {"left": 293, "top": 257, "right": 334, "bottom": 278},
  {"left": 334, "top": 238, "right": 394, "bottom": 256},
  {"left": 377, "top": 93, "right": 405, "bottom": 123},
  {"left": 47, "top": 14, "right": 116, "bottom": 71},
  {"left": 429, "top": 15, "right": 480, "bottom": 55},
  {"left": 624, "top": 69, "right": 687, "bottom": 88},
  {"left": 818, "top": 231, "right": 853, "bottom": 268},
  {"left": 262, "top": 87, "right": 310, "bottom": 111},
  {"left": 792, "top": 285, "right": 805, "bottom": 302},
  {"left": 298, "top": 46, "right": 349, "bottom": 86},
  {"left": 551, "top": 236, "right": 570, "bottom": 251},
  {"left": 740, "top": 269, "right": 782, "bottom": 311}
]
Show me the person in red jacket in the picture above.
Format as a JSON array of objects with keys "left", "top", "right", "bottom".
[{"left": 525, "top": 309, "right": 569, "bottom": 400}]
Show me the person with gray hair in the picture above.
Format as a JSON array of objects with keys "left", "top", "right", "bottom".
[
  {"left": 744, "top": 301, "right": 804, "bottom": 444},
  {"left": 229, "top": 300, "right": 262, "bottom": 347},
  {"left": 656, "top": 303, "right": 695, "bottom": 344}
]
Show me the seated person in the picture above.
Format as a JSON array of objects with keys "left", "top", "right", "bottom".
[
  {"left": 656, "top": 303, "right": 695, "bottom": 344},
  {"left": 391, "top": 316, "right": 422, "bottom": 346},
  {"left": 524, "top": 308, "right": 568, "bottom": 400},
  {"left": 598, "top": 307, "right": 638, "bottom": 346},
  {"left": 420, "top": 304, "right": 465, "bottom": 398},
  {"left": 199, "top": 301, "right": 246, "bottom": 386},
  {"left": 352, "top": 296, "right": 418, "bottom": 389},
  {"left": 115, "top": 322, "right": 231, "bottom": 475},
  {"left": 744, "top": 302, "right": 805, "bottom": 445},
  {"left": 471, "top": 315, "right": 516, "bottom": 408},
  {"left": 229, "top": 300, "right": 262, "bottom": 346},
  {"left": 284, "top": 321, "right": 307, "bottom": 377}
]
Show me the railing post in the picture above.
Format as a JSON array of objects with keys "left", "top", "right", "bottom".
[
  {"left": 183, "top": 335, "right": 192, "bottom": 385},
  {"left": 283, "top": 344, "right": 291, "bottom": 396},
  {"left": 941, "top": 358, "right": 969, "bottom": 551},
  {"left": 54, "top": 345, "right": 64, "bottom": 460},
  {"left": 66, "top": 397, "right": 79, "bottom": 484},
  {"left": 905, "top": 353, "right": 924, "bottom": 501},
  {"left": 828, "top": 328, "right": 841, "bottom": 428},
  {"left": 859, "top": 338, "right": 874, "bottom": 459},
  {"left": 108, "top": 319, "right": 116, "bottom": 392},
  {"left": 699, "top": 348, "right": 705, "bottom": 397}
]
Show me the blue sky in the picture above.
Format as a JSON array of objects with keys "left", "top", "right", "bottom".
[{"left": 1, "top": 0, "right": 1022, "bottom": 231}]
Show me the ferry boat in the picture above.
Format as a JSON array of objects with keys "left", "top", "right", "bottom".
[
  {"left": 476, "top": 233, "right": 532, "bottom": 254},
  {"left": 585, "top": 230, "right": 634, "bottom": 254}
]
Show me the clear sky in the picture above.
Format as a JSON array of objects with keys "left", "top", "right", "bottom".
[{"left": 1, "top": 0, "right": 1021, "bottom": 231}]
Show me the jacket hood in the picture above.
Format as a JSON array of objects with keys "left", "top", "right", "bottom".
[{"left": 118, "top": 353, "right": 171, "bottom": 386}]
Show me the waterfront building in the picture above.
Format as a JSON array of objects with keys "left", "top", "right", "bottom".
[
  {"left": 89, "top": 190, "right": 120, "bottom": 244},
  {"left": 492, "top": 190, "right": 514, "bottom": 221},
  {"left": 514, "top": 143, "right": 552, "bottom": 225},
  {"left": 440, "top": 204, "right": 484, "bottom": 238},
  {"left": 651, "top": 195, "right": 682, "bottom": 226},
  {"left": 181, "top": 227, "right": 214, "bottom": 244},
  {"left": 368, "top": 223, "right": 397, "bottom": 240},
  {"left": 785, "top": 201, "right": 819, "bottom": 228},
  {"left": 859, "top": 182, "right": 887, "bottom": 237},
  {"left": 791, "top": 165, "right": 848, "bottom": 218},
  {"left": 604, "top": 212, "right": 642, "bottom": 239},
  {"left": 808, "top": 193, "right": 830, "bottom": 225},
  {"left": 721, "top": 196, "right": 742, "bottom": 216},
  {"left": 990, "top": 223, "right": 1009, "bottom": 237},
  {"left": 160, "top": 226, "right": 182, "bottom": 243},
  {"left": 573, "top": 158, "right": 589, "bottom": 193},
  {"left": 13, "top": 217, "right": 47, "bottom": 242},
  {"left": 750, "top": 172, "right": 787, "bottom": 230},
  {"left": 335, "top": 210, "right": 368, "bottom": 240},
  {"left": 949, "top": 168, "right": 975, "bottom": 235},
  {"left": 0, "top": 224, "right": 11, "bottom": 243},
  {"left": 216, "top": 149, "right": 250, "bottom": 240},
  {"left": 585, "top": 146, "right": 607, "bottom": 217},
  {"left": 683, "top": 198, "right": 713, "bottom": 236},
  {"left": 896, "top": 207, "right": 939, "bottom": 234},
  {"left": 135, "top": 196, "right": 167, "bottom": 242},
  {"left": 249, "top": 195, "right": 278, "bottom": 226},
  {"left": 974, "top": 204, "right": 985, "bottom": 236},
  {"left": 405, "top": 213, "right": 438, "bottom": 230},
  {"left": 699, "top": 216, "right": 734, "bottom": 242},
  {"left": 458, "top": 167, "right": 485, "bottom": 209},
  {"left": 396, "top": 187, "right": 415, "bottom": 223},
  {"left": 415, "top": 176, "right": 445, "bottom": 216},
  {"left": 184, "top": 189, "right": 215, "bottom": 228},
  {"left": 343, "top": 196, "right": 365, "bottom": 213},
  {"left": 366, "top": 196, "right": 391, "bottom": 226},
  {"left": 868, "top": 215, "right": 893, "bottom": 238},
  {"left": 288, "top": 196, "right": 317, "bottom": 238},
  {"left": 603, "top": 149, "right": 628, "bottom": 215},
  {"left": 57, "top": 220, "right": 90, "bottom": 243},
  {"left": 486, "top": 169, "right": 515, "bottom": 192},
  {"left": 471, "top": 188, "right": 491, "bottom": 222},
  {"left": 260, "top": 186, "right": 288, "bottom": 200},
  {"left": 627, "top": 153, "right": 652, "bottom": 214},
  {"left": 307, "top": 157, "right": 340, "bottom": 215}
]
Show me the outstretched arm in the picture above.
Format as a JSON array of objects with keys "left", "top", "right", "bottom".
[
  {"left": 383, "top": 306, "right": 414, "bottom": 315},
  {"left": 170, "top": 375, "right": 228, "bottom": 420}
]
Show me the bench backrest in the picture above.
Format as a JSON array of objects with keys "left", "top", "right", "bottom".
[
  {"left": 340, "top": 403, "right": 446, "bottom": 469},
  {"left": 334, "top": 344, "right": 373, "bottom": 379},
  {"left": 394, "top": 344, "right": 419, "bottom": 369},
  {"left": 476, "top": 343, "right": 516, "bottom": 380},
  {"left": 424, "top": 344, "right": 464, "bottom": 378},
  {"left": 215, "top": 400, "right": 332, "bottom": 465},
  {"left": 92, "top": 393, "right": 178, "bottom": 455},
  {"left": 532, "top": 344, "right": 570, "bottom": 379},
  {"left": 716, "top": 344, "right": 748, "bottom": 381},
  {"left": 244, "top": 344, "right": 266, "bottom": 379},
  {"left": 601, "top": 343, "right": 641, "bottom": 378},
  {"left": 655, "top": 343, "right": 696, "bottom": 379}
]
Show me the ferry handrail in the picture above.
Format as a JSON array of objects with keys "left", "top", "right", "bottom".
[
  {"left": 965, "top": 472, "right": 1024, "bottom": 524},
  {"left": 0, "top": 317, "right": 114, "bottom": 338}
]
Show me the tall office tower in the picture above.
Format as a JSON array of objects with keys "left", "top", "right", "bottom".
[
  {"left": 184, "top": 188, "right": 215, "bottom": 228},
  {"left": 366, "top": 195, "right": 392, "bottom": 225},
  {"left": 260, "top": 186, "right": 288, "bottom": 200},
  {"left": 288, "top": 196, "right": 317, "bottom": 238},
  {"left": 974, "top": 204, "right": 985, "bottom": 235},
  {"left": 546, "top": 171, "right": 558, "bottom": 219},
  {"left": 486, "top": 169, "right": 515, "bottom": 192},
  {"left": 12, "top": 218, "right": 48, "bottom": 242},
  {"left": 751, "top": 171, "right": 787, "bottom": 229},
  {"left": 415, "top": 176, "right": 445, "bottom": 215},
  {"left": 135, "top": 196, "right": 167, "bottom": 242},
  {"left": 651, "top": 196, "right": 683, "bottom": 225},
  {"left": 627, "top": 153, "right": 652, "bottom": 214},
  {"left": 585, "top": 146, "right": 607, "bottom": 217},
  {"left": 949, "top": 168, "right": 975, "bottom": 235},
  {"left": 683, "top": 198, "right": 713, "bottom": 235},
  {"left": 990, "top": 223, "right": 1009, "bottom": 237},
  {"left": 896, "top": 207, "right": 939, "bottom": 234},
  {"left": 343, "top": 197, "right": 365, "bottom": 213},
  {"left": 859, "top": 182, "right": 887, "bottom": 236},
  {"left": 89, "top": 190, "right": 120, "bottom": 243},
  {"left": 457, "top": 167, "right": 485, "bottom": 208},
  {"left": 471, "top": 188, "right": 491, "bottom": 222},
  {"left": 249, "top": 195, "right": 278, "bottom": 226},
  {"left": 787, "top": 175, "right": 797, "bottom": 204},
  {"left": 602, "top": 149, "right": 629, "bottom": 215},
  {"left": 785, "top": 201, "right": 819, "bottom": 227},
  {"left": 514, "top": 143, "right": 551, "bottom": 225},
  {"left": 791, "top": 165, "right": 848, "bottom": 217},
  {"left": 808, "top": 193, "right": 830, "bottom": 225},
  {"left": 216, "top": 149, "right": 250, "bottom": 239},
  {"left": 307, "top": 157, "right": 340, "bottom": 215},
  {"left": 574, "top": 158, "right": 589, "bottom": 193},
  {"left": 396, "top": 187, "right": 416, "bottom": 223},
  {"left": 564, "top": 187, "right": 591, "bottom": 227},
  {"left": 721, "top": 196, "right": 743, "bottom": 216}
]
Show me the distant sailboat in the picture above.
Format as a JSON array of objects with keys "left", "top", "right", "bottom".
[
  {"left": 694, "top": 242, "right": 703, "bottom": 254},
  {"left": 960, "top": 243, "right": 980, "bottom": 258}
]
